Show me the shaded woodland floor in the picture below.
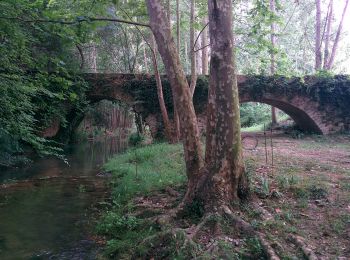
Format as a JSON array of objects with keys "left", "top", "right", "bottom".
[
  {"left": 97, "top": 134, "right": 350, "bottom": 259},
  {"left": 241, "top": 133, "right": 350, "bottom": 259}
]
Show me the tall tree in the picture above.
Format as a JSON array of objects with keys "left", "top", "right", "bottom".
[
  {"left": 323, "top": 0, "right": 333, "bottom": 70},
  {"left": 194, "top": 0, "right": 246, "bottom": 207},
  {"left": 173, "top": 0, "right": 181, "bottom": 142},
  {"left": 176, "top": 0, "right": 180, "bottom": 50},
  {"left": 190, "top": 0, "right": 198, "bottom": 97},
  {"left": 270, "top": 0, "right": 277, "bottom": 124},
  {"left": 145, "top": 0, "right": 204, "bottom": 179},
  {"left": 315, "top": 0, "right": 322, "bottom": 70},
  {"left": 201, "top": 17, "right": 209, "bottom": 75},
  {"left": 150, "top": 35, "right": 173, "bottom": 142},
  {"left": 325, "top": 0, "right": 349, "bottom": 70}
]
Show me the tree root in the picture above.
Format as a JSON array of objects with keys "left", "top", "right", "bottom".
[
  {"left": 139, "top": 204, "right": 282, "bottom": 259},
  {"left": 256, "top": 233, "right": 281, "bottom": 260},
  {"left": 288, "top": 234, "right": 318, "bottom": 260},
  {"left": 251, "top": 201, "right": 274, "bottom": 221},
  {"left": 164, "top": 186, "right": 181, "bottom": 197},
  {"left": 222, "top": 205, "right": 280, "bottom": 260},
  {"left": 187, "top": 214, "right": 213, "bottom": 240}
]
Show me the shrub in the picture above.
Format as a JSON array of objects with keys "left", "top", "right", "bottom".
[{"left": 128, "top": 133, "right": 144, "bottom": 146}]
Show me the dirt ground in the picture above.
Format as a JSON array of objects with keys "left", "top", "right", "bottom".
[
  {"left": 241, "top": 133, "right": 350, "bottom": 259},
  {"left": 130, "top": 133, "right": 350, "bottom": 259}
]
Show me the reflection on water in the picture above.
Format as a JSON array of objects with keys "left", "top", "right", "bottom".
[
  {"left": 0, "top": 135, "right": 128, "bottom": 260},
  {"left": 1, "top": 135, "right": 129, "bottom": 182}
]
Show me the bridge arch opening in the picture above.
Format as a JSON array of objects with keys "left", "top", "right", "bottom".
[
  {"left": 240, "top": 99, "right": 323, "bottom": 134},
  {"left": 73, "top": 99, "right": 135, "bottom": 142}
]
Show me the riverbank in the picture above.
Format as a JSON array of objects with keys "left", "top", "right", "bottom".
[
  {"left": 97, "top": 134, "right": 350, "bottom": 259},
  {"left": 95, "top": 143, "right": 186, "bottom": 257}
]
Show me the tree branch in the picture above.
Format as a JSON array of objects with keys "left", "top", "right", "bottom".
[
  {"left": 194, "top": 43, "right": 211, "bottom": 53},
  {"left": 0, "top": 16, "right": 150, "bottom": 27},
  {"left": 193, "top": 22, "right": 209, "bottom": 52}
]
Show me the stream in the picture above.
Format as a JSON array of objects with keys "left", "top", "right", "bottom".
[{"left": 0, "top": 136, "right": 128, "bottom": 260}]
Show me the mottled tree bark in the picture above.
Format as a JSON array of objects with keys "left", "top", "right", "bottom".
[
  {"left": 270, "top": 0, "right": 277, "bottom": 125},
  {"left": 190, "top": 0, "right": 197, "bottom": 97},
  {"left": 315, "top": 0, "right": 322, "bottom": 70},
  {"left": 146, "top": 0, "right": 204, "bottom": 177},
  {"left": 326, "top": 0, "right": 349, "bottom": 70},
  {"left": 187, "top": 0, "right": 247, "bottom": 208}
]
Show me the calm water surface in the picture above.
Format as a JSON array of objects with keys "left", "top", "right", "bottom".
[{"left": 0, "top": 136, "right": 128, "bottom": 260}]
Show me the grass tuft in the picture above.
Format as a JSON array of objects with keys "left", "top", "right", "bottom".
[{"left": 104, "top": 143, "right": 186, "bottom": 204}]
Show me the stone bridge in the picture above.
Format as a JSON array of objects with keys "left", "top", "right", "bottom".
[{"left": 84, "top": 73, "right": 350, "bottom": 136}]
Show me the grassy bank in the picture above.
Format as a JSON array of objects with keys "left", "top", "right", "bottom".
[
  {"left": 97, "top": 143, "right": 186, "bottom": 257},
  {"left": 104, "top": 143, "right": 185, "bottom": 203},
  {"left": 97, "top": 135, "right": 350, "bottom": 259}
]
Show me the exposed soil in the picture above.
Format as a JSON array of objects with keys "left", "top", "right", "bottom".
[
  {"left": 121, "top": 134, "right": 350, "bottom": 259},
  {"left": 243, "top": 133, "right": 350, "bottom": 259}
]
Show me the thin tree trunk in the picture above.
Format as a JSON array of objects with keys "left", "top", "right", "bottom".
[
  {"left": 176, "top": 0, "right": 180, "bottom": 50},
  {"left": 315, "top": 0, "right": 322, "bottom": 70},
  {"left": 121, "top": 9, "right": 173, "bottom": 142},
  {"left": 323, "top": 0, "right": 333, "bottom": 69},
  {"left": 185, "top": 40, "right": 188, "bottom": 73},
  {"left": 173, "top": 0, "right": 181, "bottom": 142},
  {"left": 270, "top": 0, "right": 277, "bottom": 125},
  {"left": 146, "top": 0, "right": 204, "bottom": 177},
  {"left": 190, "top": 0, "right": 197, "bottom": 97},
  {"left": 201, "top": 17, "right": 209, "bottom": 75},
  {"left": 187, "top": 0, "right": 246, "bottom": 208},
  {"left": 196, "top": 31, "right": 202, "bottom": 74},
  {"left": 326, "top": 0, "right": 349, "bottom": 70},
  {"left": 91, "top": 44, "right": 97, "bottom": 72},
  {"left": 166, "top": 0, "right": 171, "bottom": 25},
  {"left": 76, "top": 44, "right": 85, "bottom": 70},
  {"left": 150, "top": 35, "right": 173, "bottom": 142},
  {"left": 143, "top": 43, "right": 149, "bottom": 73}
]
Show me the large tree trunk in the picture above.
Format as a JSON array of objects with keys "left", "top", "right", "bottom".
[
  {"left": 326, "top": 0, "right": 349, "bottom": 70},
  {"left": 186, "top": 0, "right": 247, "bottom": 208},
  {"left": 315, "top": 0, "right": 322, "bottom": 70},
  {"left": 190, "top": 0, "right": 197, "bottom": 97},
  {"left": 201, "top": 17, "right": 209, "bottom": 75},
  {"left": 270, "top": 0, "right": 277, "bottom": 125},
  {"left": 146, "top": 0, "right": 203, "bottom": 177}
]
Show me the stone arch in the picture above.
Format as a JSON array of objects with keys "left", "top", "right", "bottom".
[{"left": 240, "top": 95, "right": 324, "bottom": 134}]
